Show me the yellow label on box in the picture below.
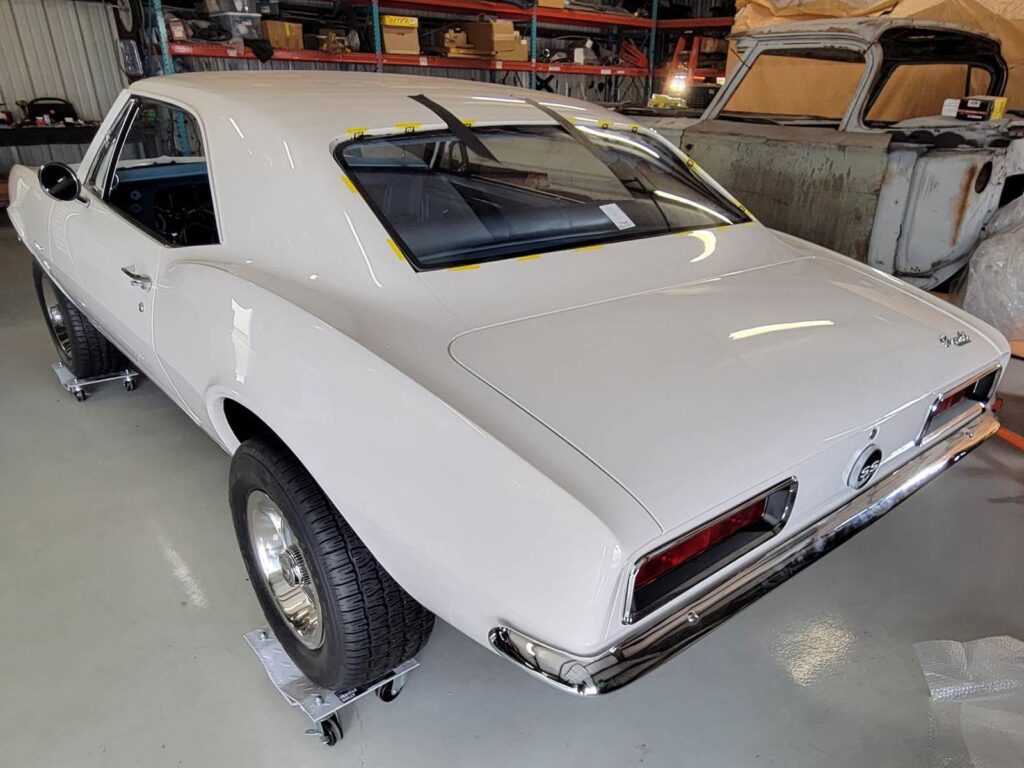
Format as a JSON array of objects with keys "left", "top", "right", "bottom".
[{"left": 382, "top": 15, "right": 418, "bottom": 27}]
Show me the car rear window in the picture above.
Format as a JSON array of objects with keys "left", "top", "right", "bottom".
[{"left": 336, "top": 124, "right": 747, "bottom": 270}]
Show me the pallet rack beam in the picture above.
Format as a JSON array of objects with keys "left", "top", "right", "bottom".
[
  {"left": 656, "top": 16, "right": 733, "bottom": 30},
  {"left": 163, "top": 2, "right": 734, "bottom": 101}
]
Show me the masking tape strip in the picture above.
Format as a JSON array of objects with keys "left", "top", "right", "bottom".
[{"left": 386, "top": 238, "right": 405, "bottom": 261}]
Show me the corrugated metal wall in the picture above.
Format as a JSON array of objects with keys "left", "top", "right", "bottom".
[
  {"left": 1, "top": 0, "right": 127, "bottom": 174},
  {"left": 0, "top": 0, "right": 126, "bottom": 120}
]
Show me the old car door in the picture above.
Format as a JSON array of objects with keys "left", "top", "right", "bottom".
[{"left": 59, "top": 97, "right": 217, "bottom": 412}]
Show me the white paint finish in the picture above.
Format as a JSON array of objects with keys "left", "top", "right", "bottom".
[
  {"left": 57, "top": 189, "right": 172, "bottom": 382},
  {"left": 7, "top": 72, "right": 1011, "bottom": 661},
  {"left": 450, "top": 254, "right": 1002, "bottom": 536},
  {"left": 2, "top": 225, "right": 1023, "bottom": 764}
]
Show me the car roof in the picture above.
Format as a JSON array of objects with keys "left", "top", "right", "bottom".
[
  {"left": 736, "top": 17, "right": 1000, "bottom": 45},
  {"left": 128, "top": 71, "right": 624, "bottom": 147}
]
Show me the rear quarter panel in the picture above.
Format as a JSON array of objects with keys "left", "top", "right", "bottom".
[{"left": 153, "top": 260, "right": 636, "bottom": 657}]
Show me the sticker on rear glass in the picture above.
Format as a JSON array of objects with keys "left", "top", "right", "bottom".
[{"left": 599, "top": 203, "right": 635, "bottom": 231}]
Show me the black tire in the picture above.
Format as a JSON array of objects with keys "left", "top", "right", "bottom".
[
  {"left": 113, "top": 0, "right": 142, "bottom": 39},
  {"left": 32, "top": 261, "right": 127, "bottom": 378},
  {"left": 229, "top": 435, "right": 434, "bottom": 690}
]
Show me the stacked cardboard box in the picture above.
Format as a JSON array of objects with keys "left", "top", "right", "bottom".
[
  {"left": 382, "top": 15, "right": 420, "bottom": 55},
  {"left": 445, "top": 20, "right": 529, "bottom": 61},
  {"left": 264, "top": 20, "right": 303, "bottom": 50},
  {"left": 442, "top": 29, "right": 477, "bottom": 58}
]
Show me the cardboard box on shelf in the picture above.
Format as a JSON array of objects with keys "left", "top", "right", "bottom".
[
  {"left": 446, "top": 47, "right": 480, "bottom": 58},
  {"left": 498, "top": 38, "right": 530, "bottom": 62},
  {"left": 443, "top": 28, "right": 468, "bottom": 49},
  {"left": 167, "top": 14, "right": 189, "bottom": 41},
  {"left": 536, "top": 0, "right": 565, "bottom": 7},
  {"left": 264, "top": 19, "right": 304, "bottom": 50},
  {"left": 382, "top": 15, "right": 420, "bottom": 55},
  {"left": 464, "top": 19, "right": 518, "bottom": 55}
]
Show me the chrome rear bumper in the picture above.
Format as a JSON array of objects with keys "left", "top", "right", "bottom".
[{"left": 489, "top": 410, "right": 1000, "bottom": 696}]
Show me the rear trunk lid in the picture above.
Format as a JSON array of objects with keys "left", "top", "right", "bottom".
[{"left": 448, "top": 253, "right": 999, "bottom": 535}]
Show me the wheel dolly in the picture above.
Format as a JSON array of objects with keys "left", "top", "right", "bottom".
[
  {"left": 51, "top": 361, "right": 139, "bottom": 402},
  {"left": 244, "top": 627, "right": 417, "bottom": 747}
]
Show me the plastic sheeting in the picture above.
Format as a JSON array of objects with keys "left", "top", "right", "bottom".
[
  {"left": 915, "top": 636, "right": 1024, "bottom": 768},
  {"left": 736, "top": 0, "right": 897, "bottom": 17},
  {"left": 916, "top": 636, "right": 1024, "bottom": 702},
  {"left": 963, "top": 198, "right": 1024, "bottom": 343}
]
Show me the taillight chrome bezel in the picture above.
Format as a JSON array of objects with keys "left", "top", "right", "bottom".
[
  {"left": 916, "top": 365, "right": 1000, "bottom": 447},
  {"left": 624, "top": 478, "right": 798, "bottom": 625}
]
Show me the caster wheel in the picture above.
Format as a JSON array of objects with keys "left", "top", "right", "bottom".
[
  {"left": 73, "top": 390, "right": 87, "bottom": 402},
  {"left": 375, "top": 680, "right": 403, "bottom": 702},
  {"left": 123, "top": 379, "right": 136, "bottom": 392},
  {"left": 319, "top": 715, "right": 342, "bottom": 747}
]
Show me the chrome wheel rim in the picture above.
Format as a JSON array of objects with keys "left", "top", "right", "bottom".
[
  {"left": 246, "top": 491, "right": 324, "bottom": 649},
  {"left": 41, "top": 278, "right": 72, "bottom": 358}
]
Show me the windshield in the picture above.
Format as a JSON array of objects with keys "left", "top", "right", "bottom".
[
  {"left": 337, "top": 124, "right": 747, "bottom": 270},
  {"left": 718, "top": 49, "right": 867, "bottom": 126}
]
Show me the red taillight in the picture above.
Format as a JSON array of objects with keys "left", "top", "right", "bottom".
[
  {"left": 627, "top": 479, "right": 796, "bottom": 622},
  {"left": 933, "top": 386, "right": 969, "bottom": 416},
  {"left": 634, "top": 497, "right": 768, "bottom": 590}
]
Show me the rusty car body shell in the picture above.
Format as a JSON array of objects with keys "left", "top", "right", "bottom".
[{"left": 643, "top": 19, "right": 1024, "bottom": 289}]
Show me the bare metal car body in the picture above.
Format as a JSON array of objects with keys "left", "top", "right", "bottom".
[{"left": 644, "top": 19, "right": 1024, "bottom": 289}]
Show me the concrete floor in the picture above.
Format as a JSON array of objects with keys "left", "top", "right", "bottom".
[{"left": 1, "top": 219, "right": 1022, "bottom": 768}]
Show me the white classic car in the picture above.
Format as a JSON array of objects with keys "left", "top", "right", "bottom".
[{"left": 7, "top": 72, "right": 1011, "bottom": 696}]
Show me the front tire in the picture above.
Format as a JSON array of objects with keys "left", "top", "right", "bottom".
[
  {"left": 229, "top": 436, "right": 434, "bottom": 690},
  {"left": 32, "top": 262, "right": 126, "bottom": 378}
]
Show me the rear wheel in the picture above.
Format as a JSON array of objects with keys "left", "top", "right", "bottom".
[
  {"left": 229, "top": 435, "right": 434, "bottom": 690},
  {"left": 32, "top": 262, "right": 126, "bottom": 378}
]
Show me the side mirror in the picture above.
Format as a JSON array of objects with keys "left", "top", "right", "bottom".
[{"left": 38, "top": 162, "right": 81, "bottom": 202}]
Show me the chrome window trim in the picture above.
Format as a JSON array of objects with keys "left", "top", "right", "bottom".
[
  {"left": 85, "top": 100, "right": 135, "bottom": 196},
  {"left": 623, "top": 477, "right": 798, "bottom": 625},
  {"left": 99, "top": 96, "right": 223, "bottom": 249}
]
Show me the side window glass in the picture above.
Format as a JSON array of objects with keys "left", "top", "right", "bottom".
[{"left": 107, "top": 99, "right": 219, "bottom": 246}]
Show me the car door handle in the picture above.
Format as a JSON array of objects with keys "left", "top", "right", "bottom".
[{"left": 121, "top": 266, "right": 152, "bottom": 291}]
